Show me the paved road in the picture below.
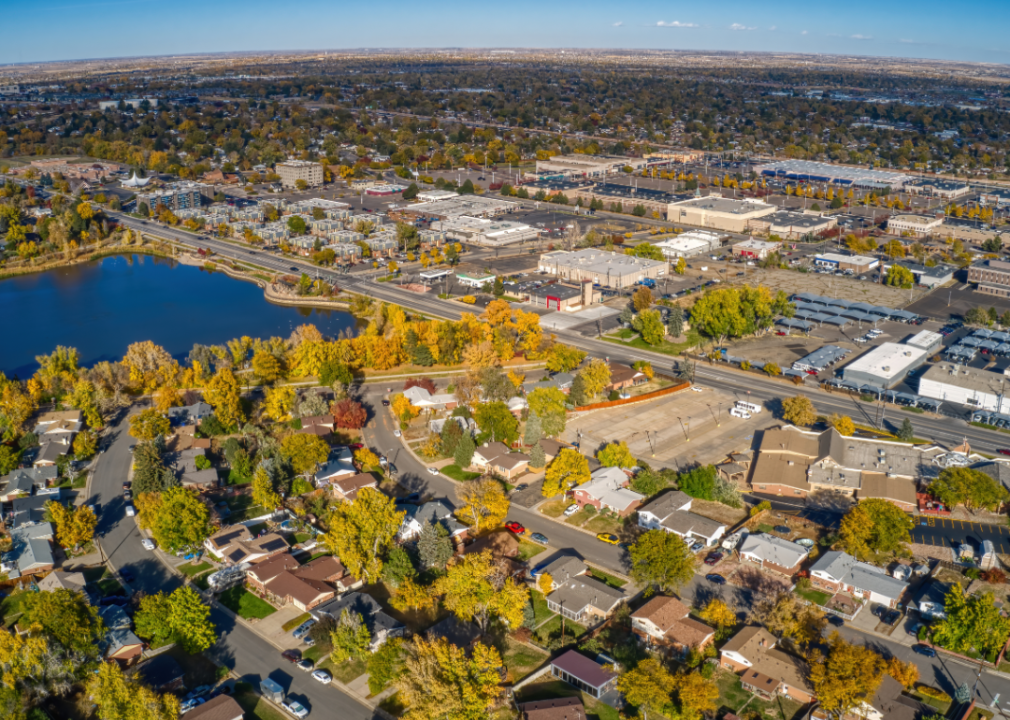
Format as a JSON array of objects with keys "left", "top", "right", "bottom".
[{"left": 90, "top": 408, "right": 376, "bottom": 720}]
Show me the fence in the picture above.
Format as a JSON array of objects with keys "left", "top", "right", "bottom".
[{"left": 574, "top": 380, "right": 690, "bottom": 412}]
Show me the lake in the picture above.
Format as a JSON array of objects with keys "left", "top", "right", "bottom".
[{"left": 0, "top": 253, "right": 359, "bottom": 378}]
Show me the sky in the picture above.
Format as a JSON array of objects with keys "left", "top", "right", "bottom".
[{"left": 1, "top": 0, "right": 1009, "bottom": 66}]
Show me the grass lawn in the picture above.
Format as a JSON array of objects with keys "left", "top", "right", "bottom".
[
  {"left": 582, "top": 514, "right": 624, "bottom": 536},
  {"left": 503, "top": 638, "right": 549, "bottom": 683},
  {"left": 795, "top": 587, "right": 831, "bottom": 606},
  {"left": 535, "top": 615, "right": 586, "bottom": 644},
  {"left": 517, "top": 539, "right": 547, "bottom": 563},
  {"left": 587, "top": 567, "right": 628, "bottom": 589},
  {"left": 96, "top": 576, "right": 125, "bottom": 597},
  {"left": 440, "top": 464, "right": 481, "bottom": 482},
  {"left": 530, "top": 590, "right": 556, "bottom": 627},
  {"left": 234, "top": 686, "right": 288, "bottom": 720},
  {"left": 226, "top": 469, "right": 252, "bottom": 485},
  {"left": 757, "top": 523, "right": 774, "bottom": 534},
  {"left": 967, "top": 710, "right": 994, "bottom": 720},
  {"left": 716, "top": 670, "right": 804, "bottom": 720},
  {"left": 178, "top": 561, "right": 212, "bottom": 577},
  {"left": 515, "top": 680, "right": 619, "bottom": 720},
  {"left": 218, "top": 587, "right": 276, "bottom": 620},
  {"left": 540, "top": 498, "right": 569, "bottom": 518},
  {"left": 912, "top": 690, "right": 952, "bottom": 714},
  {"left": 602, "top": 328, "right": 702, "bottom": 357},
  {"left": 330, "top": 657, "right": 368, "bottom": 684},
  {"left": 225, "top": 496, "right": 269, "bottom": 523},
  {"left": 282, "top": 612, "right": 312, "bottom": 633},
  {"left": 294, "top": 532, "right": 312, "bottom": 544}
]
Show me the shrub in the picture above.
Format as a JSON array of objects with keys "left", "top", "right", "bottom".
[
  {"left": 917, "top": 685, "right": 950, "bottom": 702},
  {"left": 966, "top": 568, "right": 982, "bottom": 580},
  {"left": 750, "top": 500, "right": 771, "bottom": 517},
  {"left": 982, "top": 568, "right": 1007, "bottom": 584},
  {"left": 461, "top": 295, "right": 476, "bottom": 304}
]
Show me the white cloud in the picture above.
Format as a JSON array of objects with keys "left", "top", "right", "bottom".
[
  {"left": 613, "top": 21, "right": 623, "bottom": 27},
  {"left": 801, "top": 30, "right": 808, "bottom": 35},
  {"left": 851, "top": 34, "right": 873, "bottom": 40},
  {"left": 656, "top": 20, "right": 698, "bottom": 28},
  {"left": 769, "top": 26, "right": 777, "bottom": 31},
  {"left": 730, "top": 23, "right": 757, "bottom": 31}
]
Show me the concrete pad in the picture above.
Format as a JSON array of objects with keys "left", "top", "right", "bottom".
[{"left": 254, "top": 605, "right": 309, "bottom": 650}]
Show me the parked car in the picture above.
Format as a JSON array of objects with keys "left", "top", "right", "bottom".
[
  {"left": 704, "top": 552, "right": 724, "bottom": 566},
  {"left": 882, "top": 610, "right": 902, "bottom": 626},
  {"left": 297, "top": 659, "right": 315, "bottom": 672},
  {"left": 282, "top": 700, "right": 309, "bottom": 719},
  {"left": 125, "top": 505, "right": 135, "bottom": 517},
  {"left": 382, "top": 399, "right": 390, "bottom": 406},
  {"left": 706, "top": 574, "right": 726, "bottom": 585},
  {"left": 141, "top": 539, "right": 155, "bottom": 551},
  {"left": 596, "top": 533, "right": 619, "bottom": 545},
  {"left": 513, "top": 484, "right": 528, "bottom": 493},
  {"left": 530, "top": 532, "right": 549, "bottom": 544},
  {"left": 690, "top": 541, "right": 705, "bottom": 553},
  {"left": 426, "top": 467, "right": 439, "bottom": 476},
  {"left": 563, "top": 504, "right": 580, "bottom": 517},
  {"left": 914, "top": 644, "right": 936, "bottom": 658},
  {"left": 281, "top": 649, "right": 301, "bottom": 662},
  {"left": 120, "top": 568, "right": 134, "bottom": 582},
  {"left": 311, "top": 669, "right": 332, "bottom": 684},
  {"left": 827, "top": 615, "right": 845, "bottom": 627},
  {"left": 393, "top": 430, "right": 401, "bottom": 438},
  {"left": 180, "top": 698, "right": 205, "bottom": 715},
  {"left": 293, "top": 620, "right": 315, "bottom": 639},
  {"left": 505, "top": 521, "right": 525, "bottom": 534}
]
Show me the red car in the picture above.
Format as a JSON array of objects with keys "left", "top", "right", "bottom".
[
  {"left": 281, "top": 650, "right": 301, "bottom": 663},
  {"left": 775, "top": 331, "right": 787, "bottom": 336},
  {"left": 999, "top": 449, "right": 1010, "bottom": 456},
  {"left": 505, "top": 521, "right": 525, "bottom": 535},
  {"left": 350, "top": 443, "right": 364, "bottom": 450},
  {"left": 805, "top": 370, "right": 819, "bottom": 376}
]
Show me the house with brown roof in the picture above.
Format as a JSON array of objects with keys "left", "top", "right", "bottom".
[
  {"left": 245, "top": 553, "right": 301, "bottom": 591},
  {"left": 203, "top": 525, "right": 289, "bottom": 565},
  {"left": 251, "top": 553, "right": 349, "bottom": 611},
  {"left": 186, "top": 694, "right": 245, "bottom": 720},
  {"left": 301, "top": 415, "right": 335, "bottom": 431},
  {"left": 720, "top": 627, "right": 814, "bottom": 704},
  {"left": 549, "top": 649, "right": 618, "bottom": 700},
  {"left": 606, "top": 362, "right": 648, "bottom": 391},
  {"left": 265, "top": 570, "right": 337, "bottom": 611},
  {"left": 471, "top": 442, "right": 530, "bottom": 480},
  {"left": 331, "top": 472, "right": 379, "bottom": 502},
  {"left": 519, "top": 697, "right": 587, "bottom": 720},
  {"left": 631, "top": 595, "right": 715, "bottom": 655}
]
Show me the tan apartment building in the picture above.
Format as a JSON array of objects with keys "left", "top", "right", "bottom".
[
  {"left": 276, "top": 160, "right": 324, "bottom": 189},
  {"left": 968, "top": 259, "right": 1010, "bottom": 298},
  {"left": 538, "top": 248, "right": 666, "bottom": 289},
  {"left": 669, "top": 196, "right": 776, "bottom": 233}
]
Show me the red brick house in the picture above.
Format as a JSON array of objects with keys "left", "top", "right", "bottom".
[{"left": 631, "top": 596, "right": 715, "bottom": 655}]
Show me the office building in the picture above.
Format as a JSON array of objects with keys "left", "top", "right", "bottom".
[
  {"left": 732, "top": 238, "right": 781, "bottom": 260},
  {"left": 747, "top": 210, "right": 837, "bottom": 239},
  {"left": 905, "top": 330, "right": 944, "bottom": 356},
  {"left": 669, "top": 196, "right": 776, "bottom": 233},
  {"left": 979, "top": 188, "right": 1010, "bottom": 207},
  {"left": 918, "top": 362, "right": 1010, "bottom": 413},
  {"left": 538, "top": 249, "right": 665, "bottom": 288},
  {"left": 754, "top": 159, "right": 909, "bottom": 190},
  {"left": 886, "top": 214, "right": 943, "bottom": 238},
  {"left": 840, "top": 342, "right": 928, "bottom": 388},
  {"left": 136, "top": 182, "right": 205, "bottom": 213},
  {"left": 276, "top": 160, "right": 323, "bottom": 189},
  {"left": 655, "top": 231, "right": 723, "bottom": 259},
  {"left": 968, "top": 259, "right": 1010, "bottom": 298}
]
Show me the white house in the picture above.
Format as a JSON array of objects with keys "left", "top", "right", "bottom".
[
  {"left": 572, "top": 466, "right": 644, "bottom": 516},
  {"left": 738, "top": 533, "right": 809, "bottom": 575},
  {"left": 397, "top": 500, "right": 469, "bottom": 543},
  {"left": 402, "top": 386, "right": 458, "bottom": 410},
  {"left": 313, "top": 447, "right": 356, "bottom": 488},
  {"left": 809, "top": 551, "right": 909, "bottom": 608},
  {"left": 637, "top": 491, "right": 727, "bottom": 546}
]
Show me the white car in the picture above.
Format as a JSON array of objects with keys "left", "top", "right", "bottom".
[
  {"left": 311, "top": 669, "right": 332, "bottom": 684},
  {"left": 125, "top": 505, "right": 136, "bottom": 517},
  {"left": 141, "top": 538, "right": 155, "bottom": 551},
  {"left": 563, "top": 503, "right": 580, "bottom": 517},
  {"left": 282, "top": 700, "right": 309, "bottom": 719},
  {"left": 394, "top": 429, "right": 401, "bottom": 437},
  {"left": 729, "top": 408, "right": 752, "bottom": 419},
  {"left": 427, "top": 467, "right": 439, "bottom": 476},
  {"left": 690, "top": 386, "right": 705, "bottom": 392}
]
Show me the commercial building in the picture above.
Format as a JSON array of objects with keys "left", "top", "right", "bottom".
[
  {"left": 365, "top": 183, "right": 407, "bottom": 196},
  {"left": 754, "top": 159, "right": 909, "bottom": 190},
  {"left": 881, "top": 260, "right": 954, "bottom": 288},
  {"left": 655, "top": 230, "right": 723, "bottom": 259},
  {"left": 968, "top": 259, "right": 1010, "bottom": 298},
  {"left": 886, "top": 214, "right": 943, "bottom": 238},
  {"left": 416, "top": 189, "right": 459, "bottom": 202},
  {"left": 812, "top": 253, "right": 879, "bottom": 273},
  {"left": 979, "top": 188, "right": 1010, "bottom": 207},
  {"left": 535, "top": 154, "right": 647, "bottom": 178},
  {"left": 918, "top": 362, "right": 1010, "bottom": 413},
  {"left": 903, "top": 178, "right": 971, "bottom": 199},
  {"left": 747, "top": 210, "right": 837, "bottom": 239},
  {"left": 644, "top": 149, "right": 705, "bottom": 164},
  {"left": 403, "top": 195, "right": 516, "bottom": 219},
  {"left": 567, "top": 182, "right": 687, "bottom": 218},
  {"left": 669, "top": 196, "right": 776, "bottom": 233},
  {"left": 434, "top": 216, "right": 539, "bottom": 247},
  {"left": 275, "top": 160, "right": 323, "bottom": 189},
  {"left": 538, "top": 248, "right": 666, "bottom": 288},
  {"left": 98, "top": 98, "right": 158, "bottom": 111},
  {"left": 905, "top": 330, "right": 944, "bottom": 356},
  {"left": 840, "top": 342, "right": 928, "bottom": 388},
  {"left": 455, "top": 271, "right": 496, "bottom": 288},
  {"left": 136, "top": 182, "right": 204, "bottom": 212},
  {"left": 526, "top": 281, "right": 599, "bottom": 311},
  {"left": 732, "top": 238, "right": 781, "bottom": 260}
]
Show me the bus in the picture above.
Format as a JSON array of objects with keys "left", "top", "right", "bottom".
[{"left": 734, "top": 401, "right": 762, "bottom": 414}]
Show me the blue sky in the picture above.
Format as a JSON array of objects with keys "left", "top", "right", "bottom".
[{"left": 1, "top": 0, "right": 1008, "bottom": 66}]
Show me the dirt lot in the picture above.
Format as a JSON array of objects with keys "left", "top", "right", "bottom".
[{"left": 690, "top": 498, "right": 748, "bottom": 528}]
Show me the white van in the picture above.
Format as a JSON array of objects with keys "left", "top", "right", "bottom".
[
  {"left": 735, "top": 401, "right": 762, "bottom": 414},
  {"left": 729, "top": 407, "right": 752, "bottom": 419}
]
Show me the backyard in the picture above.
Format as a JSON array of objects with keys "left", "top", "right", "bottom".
[
  {"left": 503, "top": 637, "right": 549, "bottom": 683},
  {"left": 516, "top": 679, "right": 620, "bottom": 720},
  {"left": 716, "top": 670, "right": 806, "bottom": 720}
]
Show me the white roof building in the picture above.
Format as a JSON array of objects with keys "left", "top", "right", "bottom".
[
  {"left": 841, "top": 342, "right": 928, "bottom": 388},
  {"left": 654, "top": 231, "right": 722, "bottom": 258},
  {"left": 738, "top": 533, "right": 809, "bottom": 572}
]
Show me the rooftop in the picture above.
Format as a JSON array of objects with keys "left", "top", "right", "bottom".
[
  {"left": 842, "top": 342, "right": 928, "bottom": 381},
  {"left": 540, "top": 248, "right": 666, "bottom": 273},
  {"left": 920, "top": 361, "right": 1010, "bottom": 395},
  {"left": 550, "top": 649, "right": 618, "bottom": 689},
  {"left": 671, "top": 196, "right": 775, "bottom": 216}
]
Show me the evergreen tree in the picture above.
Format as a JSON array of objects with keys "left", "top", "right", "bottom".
[
  {"left": 896, "top": 418, "right": 915, "bottom": 443},
  {"left": 417, "top": 522, "right": 453, "bottom": 570},
  {"left": 668, "top": 305, "right": 684, "bottom": 338},
  {"left": 454, "top": 433, "right": 476, "bottom": 468},
  {"left": 529, "top": 443, "right": 546, "bottom": 469}
]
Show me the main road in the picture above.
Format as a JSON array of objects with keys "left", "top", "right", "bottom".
[{"left": 90, "top": 406, "right": 377, "bottom": 719}]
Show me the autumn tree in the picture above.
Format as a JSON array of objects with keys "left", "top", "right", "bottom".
[
  {"left": 632, "top": 286, "right": 654, "bottom": 312},
  {"left": 149, "top": 486, "right": 211, "bottom": 551},
  {"left": 22, "top": 587, "right": 103, "bottom": 655},
  {"left": 324, "top": 487, "right": 404, "bottom": 583},
  {"left": 618, "top": 657, "right": 674, "bottom": 717},
  {"left": 330, "top": 609, "right": 372, "bottom": 664},
  {"left": 46, "top": 501, "right": 97, "bottom": 551},
  {"left": 434, "top": 550, "right": 528, "bottom": 632},
  {"left": 839, "top": 499, "right": 914, "bottom": 560},
  {"left": 537, "top": 573, "right": 554, "bottom": 597},
  {"left": 675, "top": 671, "right": 720, "bottom": 720},
  {"left": 134, "top": 586, "right": 216, "bottom": 654},
  {"left": 781, "top": 395, "right": 816, "bottom": 426},
  {"left": 542, "top": 448, "right": 590, "bottom": 498},
  {"left": 699, "top": 598, "right": 737, "bottom": 639},
  {"left": 545, "top": 343, "right": 586, "bottom": 373},
  {"left": 153, "top": 386, "right": 183, "bottom": 413},
  {"left": 204, "top": 367, "right": 245, "bottom": 429},
  {"left": 396, "top": 637, "right": 504, "bottom": 720},
  {"left": 928, "top": 466, "right": 1009, "bottom": 513},
  {"left": 576, "top": 358, "right": 612, "bottom": 400},
  {"left": 251, "top": 350, "right": 283, "bottom": 383},
  {"left": 333, "top": 398, "right": 367, "bottom": 429},
  {"left": 128, "top": 408, "right": 171, "bottom": 441},
  {"left": 597, "top": 441, "right": 635, "bottom": 468},
  {"left": 455, "top": 478, "right": 510, "bottom": 533},
  {"left": 280, "top": 433, "right": 329, "bottom": 474},
  {"left": 628, "top": 530, "right": 696, "bottom": 594},
  {"left": 87, "top": 661, "right": 180, "bottom": 720},
  {"left": 262, "top": 385, "right": 295, "bottom": 422},
  {"left": 886, "top": 657, "right": 919, "bottom": 690},
  {"left": 390, "top": 576, "right": 437, "bottom": 613},
  {"left": 753, "top": 592, "right": 826, "bottom": 649},
  {"left": 252, "top": 465, "right": 283, "bottom": 510},
  {"left": 829, "top": 414, "right": 855, "bottom": 436},
  {"left": 809, "top": 633, "right": 885, "bottom": 719},
  {"left": 474, "top": 401, "right": 519, "bottom": 444}
]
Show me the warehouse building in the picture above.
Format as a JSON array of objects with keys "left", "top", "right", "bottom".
[
  {"left": 968, "top": 259, "right": 1010, "bottom": 298},
  {"left": 903, "top": 178, "right": 971, "bottom": 199},
  {"left": 538, "top": 249, "right": 666, "bottom": 288},
  {"left": 905, "top": 330, "right": 944, "bottom": 356},
  {"left": 416, "top": 189, "right": 459, "bottom": 203},
  {"left": 567, "top": 183, "right": 688, "bottom": 218},
  {"left": 365, "top": 183, "right": 407, "bottom": 196},
  {"left": 754, "top": 160, "right": 909, "bottom": 189},
  {"left": 535, "top": 154, "right": 647, "bottom": 178},
  {"left": 840, "top": 342, "right": 929, "bottom": 388},
  {"left": 812, "top": 253, "right": 879, "bottom": 273},
  {"left": 747, "top": 210, "right": 837, "bottom": 239},
  {"left": 732, "top": 238, "right": 781, "bottom": 260},
  {"left": 276, "top": 160, "right": 323, "bottom": 189},
  {"left": 655, "top": 231, "right": 723, "bottom": 259},
  {"left": 669, "top": 196, "right": 776, "bottom": 233},
  {"left": 881, "top": 260, "right": 955, "bottom": 289},
  {"left": 434, "top": 216, "right": 539, "bottom": 247},
  {"left": 887, "top": 214, "right": 944, "bottom": 238},
  {"left": 403, "top": 195, "right": 517, "bottom": 220},
  {"left": 918, "top": 362, "right": 1010, "bottom": 413}
]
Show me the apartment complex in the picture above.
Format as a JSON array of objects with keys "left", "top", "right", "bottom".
[
  {"left": 276, "top": 160, "right": 323, "bottom": 189},
  {"left": 136, "top": 182, "right": 205, "bottom": 212},
  {"left": 538, "top": 249, "right": 665, "bottom": 288},
  {"left": 669, "top": 196, "right": 776, "bottom": 233},
  {"left": 968, "top": 258, "right": 1010, "bottom": 298}
]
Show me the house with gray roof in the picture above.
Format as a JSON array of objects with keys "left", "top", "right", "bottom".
[
  {"left": 534, "top": 556, "right": 589, "bottom": 591},
  {"left": 398, "top": 500, "right": 468, "bottom": 542},
  {"left": 34, "top": 438, "right": 71, "bottom": 467},
  {"left": 1, "top": 522, "right": 55, "bottom": 578},
  {"left": 738, "top": 534, "right": 809, "bottom": 575},
  {"left": 637, "top": 491, "right": 727, "bottom": 547},
  {"left": 973, "top": 461, "right": 1010, "bottom": 493},
  {"left": 310, "top": 591, "right": 405, "bottom": 650},
  {"left": 0, "top": 470, "right": 37, "bottom": 502},
  {"left": 98, "top": 604, "right": 144, "bottom": 665},
  {"left": 38, "top": 570, "right": 87, "bottom": 596},
  {"left": 549, "top": 649, "right": 619, "bottom": 700},
  {"left": 810, "top": 551, "right": 909, "bottom": 608},
  {"left": 11, "top": 495, "right": 50, "bottom": 528},
  {"left": 168, "top": 401, "right": 213, "bottom": 425},
  {"left": 546, "top": 574, "right": 627, "bottom": 623}
]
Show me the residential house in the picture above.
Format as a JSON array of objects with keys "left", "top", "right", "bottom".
[
  {"left": 809, "top": 551, "right": 909, "bottom": 608},
  {"left": 429, "top": 416, "right": 476, "bottom": 436},
  {"left": 631, "top": 595, "right": 715, "bottom": 655},
  {"left": 167, "top": 402, "right": 213, "bottom": 425},
  {"left": 331, "top": 472, "right": 379, "bottom": 502},
  {"left": 314, "top": 447, "right": 356, "bottom": 488},
  {"left": 398, "top": 500, "right": 468, "bottom": 543},
  {"left": 180, "top": 468, "right": 219, "bottom": 490},
  {"left": 1, "top": 523, "right": 55, "bottom": 578},
  {"left": 507, "top": 396, "right": 529, "bottom": 417},
  {"left": 537, "top": 438, "right": 570, "bottom": 465},
  {"left": 854, "top": 674, "right": 936, "bottom": 720},
  {"left": 35, "top": 410, "right": 82, "bottom": 427},
  {"left": 10, "top": 495, "right": 49, "bottom": 528},
  {"left": 426, "top": 615, "right": 483, "bottom": 652},
  {"left": 402, "top": 386, "right": 458, "bottom": 410},
  {"left": 252, "top": 554, "right": 347, "bottom": 611},
  {"left": 265, "top": 569, "right": 338, "bottom": 611},
  {"left": 245, "top": 553, "right": 301, "bottom": 591},
  {"left": 301, "top": 415, "right": 336, "bottom": 431},
  {"left": 738, "top": 534, "right": 809, "bottom": 575},
  {"left": 720, "top": 626, "right": 814, "bottom": 703},
  {"left": 98, "top": 604, "right": 144, "bottom": 665},
  {"left": 523, "top": 373, "right": 575, "bottom": 396},
  {"left": 534, "top": 556, "right": 589, "bottom": 591},
  {"left": 0, "top": 470, "right": 38, "bottom": 502},
  {"left": 472, "top": 442, "right": 511, "bottom": 471},
  {"left": 572, "top": 466, "right": 644, "bottom": 516},
  {"left": 911, "top": 580, "right": 951, "bottom": 620},
  {"left": 471, "top": 442, "right": 530, "bottom": 480},
  {"left": 138, "top": 655, "right": 186, "bottom": 692},
  {"left": 637, "top": 491, "right": 727, "bottom": 547},
  {"left": 519, "top": 698, "right": 587, "bottom": 720},
  {"left": 607, "top": 362, "right": 648, "bottom": 391},
  {"left": 34, "top": 418, "right": 82, "bottom": 437},
  {"left": 549, "top": 650, "right": 619, "bottom": 699},
  {"left": 34, "top": 437, "right": 72, "bottom": 467},
  {"left": 38, "top": 570, "right": 87, "bottom": 595},
  {"left": 0, "top": 466, "right": 56, "bottom": 497},
  {"left": 203, "top": 525, "right": 289, "bottom": 565},
  {"left": 546, "top": 575, "right": 627, "bottom": 623},
  {"left": 311, "top": 592, "right": 405, "bottom": 650},
  {"left": 185, "top": 695, "right": 245, "bottom": 720}
]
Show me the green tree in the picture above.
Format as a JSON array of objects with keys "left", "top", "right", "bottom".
[
  {"left": 896, "top": 418, "right": 915, "bottom": 442},
  {"left": 629, "top": 529, "right": 696, "bottom": 593},
  {"left": 454, "top": 433, "right": 476, "bottom": 468},
  {"left": 839, "top": 499, "right": 913, "bottom": 560},
  {"left": 383, "top": 546, "right": 417, "bottom": 588},
  {"left": 135, "top": 586, "right": 216, "bottom": 654},
  {"left": 417, "top": 521, "right": 454, "bottom": 570},
  {"left": 545, "top": 343, "right": 586, "bottom": 373},
  {"left": 528, "top": 442, "right": 546, "bottom": 469},
  {"left": 885, "top": 264, "right": 915, "bottom": 289},
  {"left": 678, "top": 465, "right": 717, "bottom": 500},
  {"left": 287, "top": 215, "right": 307, "bottom": 235},
  {"left": 576, "top": 358, "right": 611, "bottom": 400},
  {"left": 597, "top": 441, "right": 635, "bottom": 468},
  {"left": 627, "top": 243, "right": 665, "bottom": 261},
  {"left": 367, "top": 637, "right": 405, "bottom": 695},
  {"left": 933, "top": 584, "right": 1010, "bottom": 660},
  {"left": 323, "top": 487, "right": 404, "bottom": 582},
  {"left": 150, "top": 486, "right": 211, "bottom": 551},
  {"left": 474, "top": 401, "right": 519, "bottom": 444},
  {"left": 668, "top": 305, "right": 684, "bottom": 337},
  {"left": 523, "top": 411, "right": 543, "bottom": 447},
  {"left": 929, "top": 466, "right": 1009, "bottom": 512},
  {"left": 330, "top": 609, "right": 372, "bottom": 664},
  {"left": 22, "top": 588, "right": 103, "bottom": 655},
  {"left": 633, "top": 308, "right": 666, "bottom": 345},
  {"left": 0, "top": 445, "right": 19, "bottom": 475},
  {"left": 542, "top": 448, "right": 590, "bottom": 497}
]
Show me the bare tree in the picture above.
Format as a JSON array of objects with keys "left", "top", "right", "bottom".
[{"left": 561, "top": 221, "right": 581, "bottom": 251}]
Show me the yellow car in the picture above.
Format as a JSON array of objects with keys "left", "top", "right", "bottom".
[{"left": 596, "top": 533, "right": 620, "bottom": 545}]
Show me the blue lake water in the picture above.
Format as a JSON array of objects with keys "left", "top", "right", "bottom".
[{"left": 0, "top": 253, "right": 358, "bottom": 377}]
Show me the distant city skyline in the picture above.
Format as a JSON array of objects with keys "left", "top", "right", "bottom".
[{"left": 1, "top": 0, "right": 1008, "bottom": 66}]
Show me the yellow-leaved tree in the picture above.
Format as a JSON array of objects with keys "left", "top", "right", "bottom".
[
  {"left": 542, "top": 448, "right": 590, "bottom": 498},
  {"left": 262, "top": 385, "right": 296, "bottom": 422},
  {"left": 454, "top": 478, "right": 510, "bottom": 534},
  {"left": 251, "top": 466, "right": 282, "bottom": 511},
  {"left": 87, "top": 661, "right": 180, "bottom": 720},
  {"left": 280, "top": 433, "right": 330, "bottom": 475},
  {"left": 433, "top": 550, "right": 528, "bottom": 632},
  {"left": 204, "top": 367, "right": 245, "bottom": 429},
  {"left": 46, "top": 501, "right": 97, "bottom": 551},
  {"left": 323, "top": 487, "right": 404, "bottom": 583},
  {"left": 396, "top": 636, "right": 504, "bottom": 720}
]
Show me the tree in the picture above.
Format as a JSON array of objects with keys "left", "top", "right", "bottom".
[
  {"left": 434, "top": 550, "right": 528, "bottom": 631},
  {"left": 251, "top": 350, "right": 283, "bottom": 384},
  {"left": 384, "top": 546, "right": 417, "bottom": 587},
  {"left": 667, "top": 305, "right": 685, "bottom": 338},
  {"left": 754, "top": 592, "right": 826, "bottom": 648},
  {"left": 87, "top": 662, "right": 180, "bottom": 720},
  {"left": 333, "top": 398, "right": 367, "bottom": 429},
  {"left": 455, "top": 478, "right": 510, "bottom": 533},
  {"left": 929, "top": 466, "right": 1008, "bottom": 512},
  {"left": 0, "top": 445, "right": 19, "bottom": 475},
  {"left": 396, "top": 637, "right": 504, "bottom": 720},
  {"left": 597, "top": 441, "right": 635, "bottom": 468},
  {"left": 886, "top": 656, "right": 919, "bottom": 690},
  {"left": 134, "top": 592, "right": 174, "bottom": 648},
  {"left": 932, "top": 585, "right": 1010, "bottom": 660},
  {"left": 896, "top": 418, "right": 915, "bottom": 442},
  {"left": 617, "top": 658, "right": 674, "bottom": 717},
  {"left": 474, "top": 401, "right": 519, "bottom": 444},
  {"left": 46, "top": 501, "right": 97, "bottom": 551},
  {"left": 628, "top": 529, "right": 696, "bottom": 593},
  {"left": 678, "top": 464, "right": 717, "bottom": 500},
  {"left": 149, "top": 486, "right": 211, "bottom": 551},
  {"left": 128, "top": 408, "right": 170, "bottom": 441},
  {"left": 885, "top": 264, "right": 915, "bottom": 289},
  {"left": 528, "top": 442, "right": 546, "bottom": 469},
  {"left": 417, "top": 521, "right": 454, "bottom": 570},
  {"left": 545, "top": 344, "right": 586, "bottom": 373},
  {"left": 153, "top": 386, "right": 183, "bottom": 414},
  {"left": 830, "top": 414, "right": 855, "bottom": 436},
  {"left": 263, "top": 385, "right": 295, "bottom": 422},
  {"left": 135, "top": 586, "right": 216, "bottom": 654},
  {"left": 840, "top": 499, "right": 913, "bottom": 559},
  {"left": 280, "top": 433, "right": 329, "bottom": 475},
  {"left": 675, "top": 671, "right": 720, "bottom": 720},
  {"left": 699, "top": 598, "right": 737, "bottom": 639},
  {"left": 536, "top": 573, "right": 554, "bottom": 597},
  {"left": 527, "top": 387, "right": 567, "bottom": 419},
  {"left": 633, "top": 308, "right": 667, "bottom": 345},
  {"left": 252, "top": 465, "right": 282, "bottom": 510},
  {"left": 324, "top": 487, "right": 404, "bottom": 583},
  {"left": 131, "top": 438, "right": 175, "bottom": 494},
  {"left": 632, "top": 286, "right": 653, "bottom": 312},
  {"left": 781, "top": 395, "right": 816, "bottom": 426},
  {"left": 22, "top": 588, "right": 102, "bottom": 655},
  {"left": 577, "top": 358, "right": 611, "bottom": 399},
  {"left": 330, "top": 608, "right": 372, "bottom": 664},
  {"left": 523, "top": 411, "right": 543, "bottom": 447},
  {"left": 367, "top": 637, "right": 405, "bottom": 695},
  {"left": 204, "top": 367, "right": 245, "bottom": 429},
  {"left": 355, "top": 447, "right": 381, "bottom": 471},
  {"left": 809, "top": 633, "right": 885, "bottom": 719},
  {"left": 674, "top": 256, "right": 687, "bottom": 275},
  {"left": 542, "top": 448, "right": 590, "bottom": 498},
  {"left": 454, "top": 433, "right": 476, "bottom": 468}
]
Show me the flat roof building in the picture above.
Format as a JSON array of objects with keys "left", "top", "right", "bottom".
[
  {"left": 416, "top": 189, "right": 459, "bottom": 202},
  {"left": 841, "top": 342, "right": 928, "bottom": 388},
  {"left": 732, "top": 238, "right": 781, "bottom": 260},
  {"left": 747, "top": 210, "right": 837, "bottom": 239},
  {"left": 918, "top": 362, "right": 1010, "bottom": 413},
  {"left": 404, "top": 195, "right": 516, "bottom": 219},
  {"left": 882, "top": 260, "right": 955, "bottom": 289},
  {"left": 434, "top": 216, "right": 539, "bottom": 247},
  {"left": 276, "top": 160, "right": 323, "bottom": 189},
  {"left": 979, "top": 188, "right": 1010, "bottom": 207},
  {"left": 539, "top": 249, "right": 666, "bottom": 289},
  {"left": 527, "top": 282, "right": 599, "bottom": 311},
  {"left": 565, "top": 182, "right": 689, "bottom": 219},
  {"left": 754, "top": 159, "right": 909, "bottom": 189},
  {"left": 655, "top": 231, "right": 723, "bottom": 259},
  {"left": 887, "top": 214, "right": 943, "bottom": 238},
  {"left": 968, "top": 259, "right": 1010, "bottom": 299},
  {"left": 903, "top": 178, "right": 971, "bottom": 199},
  {"left": 535, "top": 154, "right": 647, "bottom": 178},
  {"left": 669, "top": 196, "right": 776, "bottom": 233},
  {"left": 812, "top": 253, "right": 879, "bottom": 273},
  {"left": 905, "top": 330, "right": 944, "bottom": 355},
  {"left": 136, "top": 182, "right": 205, "bottom": 213}
]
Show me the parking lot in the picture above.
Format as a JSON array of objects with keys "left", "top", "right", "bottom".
[{"left": 911, "top": 515, "right": 1010, "bottom": 554}]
